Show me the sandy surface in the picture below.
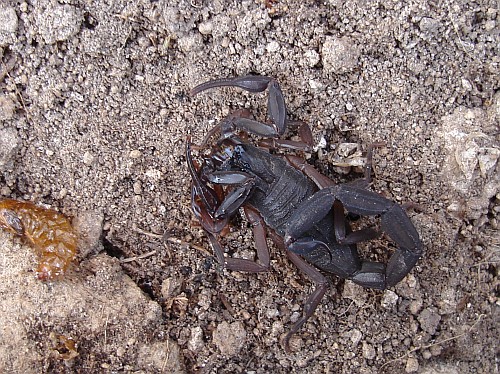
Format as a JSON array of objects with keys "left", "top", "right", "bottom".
[{"left": 0, "top": 0, "right": 498, "bottom": 373}]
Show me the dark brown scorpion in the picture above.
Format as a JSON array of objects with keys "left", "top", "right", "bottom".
[{"left": 186, "top": 75, "right": 423, "bottom": 351}]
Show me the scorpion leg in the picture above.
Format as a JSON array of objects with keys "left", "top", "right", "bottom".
[
  {"left": 285, "top": 185, "right": 422, "bottom": 289},
  {"left": 295, "top": 121, "right": 314, "bottom": 148},
  {"left": 332, "top": 200, "right": 380, "bottom": 245},
  {"left": 345, "top": 142, "right": 386, "bottom": 188},
  {"left": 286, "top": 154, "right": 335, "bottom": 188},
  {"left": 191, "top": 75, "right": 287, "bottom": 136},
  {"left": 207, "top": 206, "right": 270, "bottom": 273},
  {"left": 259, "top": 121, "right": 314, "bottom": 151},
  {"left": 241, "top": 206, "right": 270, "bottom": 270},
  {"left": 283, "top": 251, "right": 328, "bottom": 352}
]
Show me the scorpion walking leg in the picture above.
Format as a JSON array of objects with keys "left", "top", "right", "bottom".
[
  {"left": 332, "top": 200, "right": 380, "bottom": 245},
  {"left": 260, "top": 121, "right": 314, "bottom": 151},
  {"left": 346, "top": 142, "right": 386, "bottom": 188},
  {"left": 284, "top": 251, "right": 329, "bottom": 352},
  {"left": 208, "top": 206, "right": 270, "bottom": 273},
  {"left": 244, "top": 206, "right": 270, "bottom": 270},
  {"left": 286, "top": 155, "right": 336, "bottom": 188}
]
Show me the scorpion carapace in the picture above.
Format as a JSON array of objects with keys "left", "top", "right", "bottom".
[
  {"left": 187, "top": 75, "right": 423, "bottom": 351},
  {"left": 0, "top": 199, "right": 78, "bottom": 281}
]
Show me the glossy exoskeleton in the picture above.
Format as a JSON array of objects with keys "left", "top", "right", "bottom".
[{"left": 187, "top": 75, "right": 422, "bottom": 351}]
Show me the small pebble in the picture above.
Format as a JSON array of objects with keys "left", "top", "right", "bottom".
[
  {"left": 266, "top": 40, "right": 280, "bottom": 53},
  {"left": 198, "top": 21, "right": 213, "bottom": 35},
  {"left": 422, "top": 349, "right": 432, "bottom": 360},
  {"left": 133, "top": 181, "right": 142, "bottom": 195},
  {"left": 381, "top": 290, "right": 399, "bottom": 309},
  {"left": 409, "top": 298, "right": 423, "bottom": 315},
  {"left": 349, "top": 328, "right": 362, "bottom": 346},
  {"left": 342, "top": 280, "right": 367, "bottom": 307},
  {"left": 304, "top": 49, "right": 320, "bottom": 67},
  {"left": 405, "top": 357, "right": 419, "bottom": 372},
  {"left": 36, "top": 3, "right": 83, "bottom": 44},
  {"left": 417, "top": 307, "right": 441, "bottom": 335},
  {"left": 0, "top": 5, "right": 18, "bottom": 46},
  {"left": 0, "top": 127, "right": 20, "bottom": 171},
  {"left": 321, "top": 36, "right": 360, "bottom": 74},
  {"left": 430, "top": 343, "right": 442, "bottom": 356},
  {"left": 266, "top": 308, "right": 279, "bottom": 319},
  {"left": 188, "top": 326, "right": 204, "bottom": 352},
  {"left": 129, "top": 149, "right": 142, "bottom": 159},
  {"left": 0, "top": 95, "right": 15, "bottom": 120},
  {"left": 72, "top": 210, "right": 104, "bottom": 256},
  {"left": 212, "top": 321, "right": 246, "bottom": 356},
  {"left": 83, "top": 151, "right": 94, "bottom": 165},
  {"left": 362, "top": 342, "right": 376, "bottom": 359}
]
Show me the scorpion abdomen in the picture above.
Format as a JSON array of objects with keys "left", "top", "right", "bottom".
[{"left": 242, "top": 146, "right": 317, "bottom": 235}]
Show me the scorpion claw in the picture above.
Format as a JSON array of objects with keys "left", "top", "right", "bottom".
[
  {"left": 351, "top": 262, "right": 386, "bottom": 289},
  {"left": 191, "top": 75, "right": 287, "bottom": 138}
]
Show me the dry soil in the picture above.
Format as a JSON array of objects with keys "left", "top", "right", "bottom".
[{"left": 0, "top": 0, "right": 498, "bottom": 373}]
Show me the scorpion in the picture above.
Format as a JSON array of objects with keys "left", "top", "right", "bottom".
[{"left": 186, "top": 75, "right": 423, "bottom": 351}]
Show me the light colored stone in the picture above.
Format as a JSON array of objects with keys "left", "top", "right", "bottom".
[{"left": 212, "top": 321, "right": 247, "bottom": 356}]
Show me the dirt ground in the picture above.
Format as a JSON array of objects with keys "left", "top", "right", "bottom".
[{"left": 0, "top": 0, "right": 498, "bottom": 373}]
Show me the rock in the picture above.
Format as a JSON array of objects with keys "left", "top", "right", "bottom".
[
  {"left": 188, "top": 326, "right": 204, "bottom": 352},
  {"left": 436, "top": 107, "right": 498, "bottom": 193},
  {"left": 419, "top": 362, "right": 459, "bottom": 374},
  {"left": 348, "top": 328, "right": 363, "bottom": 346},
  {"left": 418, "top": 307, "right": 441, "bottom": 335},
  {"left": 0, "top": 5, "right": 18, "bottom": 46},
  {"left": 198, "top": 21, "right": 213, "bottom": 35},
  {"left": 72, "top": 210, "right": 104, "bottom": 257},
  {"left": 177, "top": 33, "right": 203, "bottom": 53},
  {"left": 381, "top": 290, "right": 399, "bottom": 309},
  {"left": 342, "top": 280, "right": 368, "bottom": 307},
  {"left": 436, "top": 288, "right": 457, "bottom": 315},
  {"left": 212, "top": 321, "right": 246, "bottom": 356},
  {"left": 362, "top": 341, "right": 376, "bottom": 359},
  {"left": 0, "top": 127, "right": 20, "bottom": 171},
  {"left": 35, "top": 3, "right": 83, "bottom": 44},
  {"left": 0, "top": 95, "right": 15, "bottom": 120},
  {"left": 405, "top": 357, "right": 419, "bottom": 373},
  {"left": 137, "top": 340, "right": 184, "bottom": 373},
  {"left": 321, "top": 36, "right": 360, "bottom": 74},
  {"left": 304, "top": 49, "right": 320, "bottom": 67}
]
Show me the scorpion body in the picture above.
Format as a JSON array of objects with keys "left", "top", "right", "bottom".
[
  {"left": 187, "top": 75, "right": 423, "bottom": 351},
  {"left": 220, "top": 143, "right": 363, "bottom": 279},
  {"left": 232, "top": 144, "right": 317, "bottom": 235}
]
